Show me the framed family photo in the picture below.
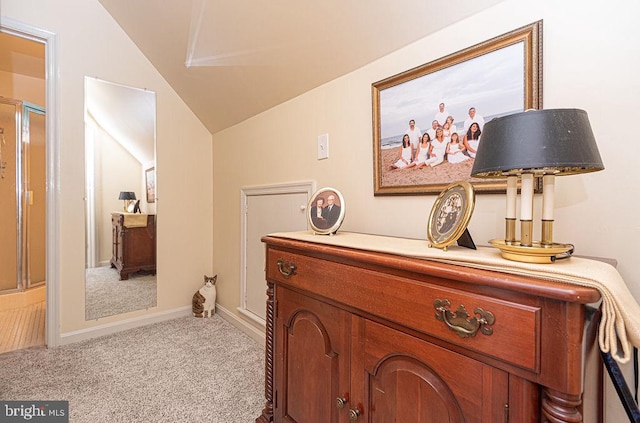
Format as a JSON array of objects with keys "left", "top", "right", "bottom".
[
  {"left": 372, "top": 21, "right": 542, "bottom": 195},
  {"left": 307, "top": 187, "right": 345, "bottom": 235}
]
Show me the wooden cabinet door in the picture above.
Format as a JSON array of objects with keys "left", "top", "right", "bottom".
[
  {"left": 275, "top": 286, "right": 351, "bottom": 423},
  {"left": 358, "top": 319, "right": 509, "bottom": 423},
  {"left": 122, "top": 220, "right": 155, "bottom": 268}
]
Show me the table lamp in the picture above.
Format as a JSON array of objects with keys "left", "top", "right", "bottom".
[
  {"left": 118, "top": 191, "right": 136, "bottom": 212},
  {"left": 470, "top": 109, "right": 604, "bottom": 263}
]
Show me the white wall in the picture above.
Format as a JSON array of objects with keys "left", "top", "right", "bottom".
[
  {"left": 212, "top": 0, "right": 640, "bottom": 420},
  {"left": 2, "top": 0, "right": 214, "bottom": 333}
]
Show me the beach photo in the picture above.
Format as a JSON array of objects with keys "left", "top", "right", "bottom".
[{"left": 372, "top": 21, "right": 542, "bottom": 195}]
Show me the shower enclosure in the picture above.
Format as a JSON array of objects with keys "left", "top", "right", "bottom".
[{"left": 0, "top": 98, "right": 46, "bottom": 293}]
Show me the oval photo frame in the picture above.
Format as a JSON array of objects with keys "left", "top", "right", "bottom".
[
  {"left": 427, "top": 181, "right": 475, "bottom": 250},
  {"left": 307, "top": 187, "right": 345, "bottom": 235}
]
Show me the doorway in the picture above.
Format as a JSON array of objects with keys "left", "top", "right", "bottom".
[{"left": 0, "top": 26, "right": 49, "bottom": 353}]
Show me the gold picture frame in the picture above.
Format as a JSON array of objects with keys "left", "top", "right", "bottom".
[
  {"left": 373, "top": 21, "right": 542, "bottom": 195},
  {"left": 145, "top": 167, "right": 156, "bottom": 203},
  {"left": 427, "top": 181, "right": 475, "bottom": 250}
]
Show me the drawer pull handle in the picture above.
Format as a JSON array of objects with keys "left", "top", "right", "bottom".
[
  {"left": 434, "top": 299, "right": 495, "bottom": 338},
  {"left": 348, "top": 408, "right": 361, "bottom": 421},
  {"left": 336, "top": 396, "right": 348, "bottom": 409},
  {"left": 277, "top": 259, "right": 297, "bottom": 278}
]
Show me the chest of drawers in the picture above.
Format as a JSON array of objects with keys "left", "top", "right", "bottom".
[
  {"left": 256, "top": 235, "right": 602, "bottom": 423},
  {"left": 110, "top": 213, "right": 156, "bottom": 280}
]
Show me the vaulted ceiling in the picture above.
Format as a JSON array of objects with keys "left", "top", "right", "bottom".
[
  {"left": 98, "top": 0, "right": 505, "bottom": 134},
  {"left": 0, "top": 2, "right": 505, "bottom": 135}
]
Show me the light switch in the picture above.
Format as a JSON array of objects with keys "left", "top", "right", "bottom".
[{"left": 317, "top": 133, "right": 329, "bottom": 160}]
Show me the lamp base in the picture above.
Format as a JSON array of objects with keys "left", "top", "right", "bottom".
[{"left": 489, "top": 239, "right": 574, "bottom": 264}]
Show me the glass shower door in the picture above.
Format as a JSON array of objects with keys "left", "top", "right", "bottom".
[
  {"left": 0, "top": 101, "right": 18, "bottom": 292},
  {"left": 0, "top": 99, "right": 46, "bottom": 293},
  {"left": 23, "top": 103, "right": 46, "bottom": 288}
]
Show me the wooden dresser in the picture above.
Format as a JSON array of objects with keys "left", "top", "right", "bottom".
[
  {"left": 257, "top": 235, "right": 603, "bottom": 423},
  {"left": 110, "top": 213, "right": 156, "bottom": 280}
]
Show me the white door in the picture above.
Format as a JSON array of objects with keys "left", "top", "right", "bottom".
[{"left": 241, "top": 183, "right": 312, "bottom": 323}]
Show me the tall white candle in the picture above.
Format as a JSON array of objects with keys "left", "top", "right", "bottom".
[
  {"left": 506, "top": 176, "right": 517, "bottom": 219},
  {"left": 520, "top": 173, "right": 534, "bottom": 221},
  {"left": 542, "top": 174, "right": 555, "bottom": 220}
]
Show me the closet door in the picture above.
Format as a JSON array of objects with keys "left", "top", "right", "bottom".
[{"left": 242, "top": 185, "right": 310, "bottom": 322}]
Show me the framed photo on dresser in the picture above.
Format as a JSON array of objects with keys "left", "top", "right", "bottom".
[
  {"left": 427, "top": 181, "right": 475, "bottom": 250},
  {"left": 307, "top": 187, "right": 345, "bottom": 235}
]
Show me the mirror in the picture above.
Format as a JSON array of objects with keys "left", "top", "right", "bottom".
[{"left": 84, "top": 77, "right": 157, "bottom": 320}]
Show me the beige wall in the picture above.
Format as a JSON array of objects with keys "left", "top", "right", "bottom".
[
  {"left": 3, "top": 0, "right": 213, "bottom": 332},
  {"left": 214, "top": 0, "right": 640, "bottom": 312},
  {"left": 0, "top": 70, "right": 45, "bottom": 103},
  {"left": 92, "top": 124, "right": 145, "bottom": 265},
  {"left": 214, "top": 0, "right": 640, "bottom": 316},
  {"left": 212, "top": 1, "right": 640, "bottom": 419}
]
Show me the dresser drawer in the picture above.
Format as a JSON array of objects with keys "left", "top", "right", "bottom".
[{"left": 268, "top": 248, "right": 540, "bottom": 372}]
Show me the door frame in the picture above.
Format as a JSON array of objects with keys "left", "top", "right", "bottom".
[
  {"left": 1, "top": 18, "right": 60, "bottom": 347},
  {"left": 239, "top": 180, "right": 315, "bottom": 325}
]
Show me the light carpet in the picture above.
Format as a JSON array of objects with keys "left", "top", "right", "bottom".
[
  {"left": 85, "top": 266, "right": 157, "bottom": 320},
  {"left": 0, "top": 315, "right": 265, "bottom": 422}
]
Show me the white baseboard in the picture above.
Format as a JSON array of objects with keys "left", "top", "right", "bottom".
[
  {"left": 58, "top": 304, "right": 266, "bottom": 348},
  {"left": 59, "top": 306, "right": 191, "bottom": 345},
  {"left": 216, "top": 304, "right": 266, "bottom": 347}
]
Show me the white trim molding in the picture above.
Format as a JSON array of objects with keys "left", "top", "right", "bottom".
[
  {"left": 239, "top": 180, "right": 315, "bottom": 322},
  {"left": 0, "top": 17, "right": 60, "bottom": 348}
]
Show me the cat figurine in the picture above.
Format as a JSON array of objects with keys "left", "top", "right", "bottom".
[{"left": 192, "top": 274, "right": 217, "bottom": 318}]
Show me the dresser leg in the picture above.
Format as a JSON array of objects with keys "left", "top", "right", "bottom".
[
  {"left": 541, "top": 388, "right": 582, "bottom": 423},
  {"left": 256, "top": 281, "right": 275, "bottom": 423}
]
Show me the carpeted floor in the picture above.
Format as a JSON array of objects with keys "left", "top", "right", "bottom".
[
  {"left": 85, "top": 266, "right": 157, "bottom": 320},
  {"left": 0, "top": 315, "right": 265, "bottom": 422}
]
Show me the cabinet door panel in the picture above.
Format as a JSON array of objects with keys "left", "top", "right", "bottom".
[
  {"left": 363, "top": 319, "right": 508, "bottom": 423},
  {"left": 370, "top": 355, "right": 465, "bottom": 423},
  {"left": 276, "top": 287, "right": 350, "bottom": 423}
]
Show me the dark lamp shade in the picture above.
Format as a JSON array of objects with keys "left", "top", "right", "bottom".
[
  {"left": 471, "top": 109, "right": 604, "bottom": 178},
  {"left": 118, "top": 191, "right": 136, "bottom": 200}
]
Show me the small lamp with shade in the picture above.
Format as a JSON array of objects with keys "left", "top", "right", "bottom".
[
  {"left": 470, "top": 108, "right": 604, "bottom": 263},
  {"left": 118, "top": 191, "right": 137, "bottom": 212}
]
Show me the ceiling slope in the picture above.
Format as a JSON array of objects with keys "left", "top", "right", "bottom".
[{"left": 99, "top": 0, "right": 504, "bottom": 134}]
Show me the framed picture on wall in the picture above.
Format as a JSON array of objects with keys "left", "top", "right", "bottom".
[
  {"left": 372, "top": 21, "right": 542, "bottom": 195},
  {"left": 145, "top": 167, "right": 156, "bottom": 203}
]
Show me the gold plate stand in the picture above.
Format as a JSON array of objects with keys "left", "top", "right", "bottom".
[{"left": 489, "top": 239, "right": 574, "bottom": 264}]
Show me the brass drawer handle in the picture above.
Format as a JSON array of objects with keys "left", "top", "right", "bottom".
[
  {"left": 277, "top": 259, "right": 297, "bottom": 278},
  {"left": 433, "top": 299, "right": 495, "bottom": 338}
]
